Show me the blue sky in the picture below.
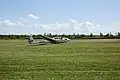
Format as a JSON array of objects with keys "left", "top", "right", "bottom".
[
  {"left": 0, "top": 0, "right": 120, "bottom": 34},
  {"left": 0, "top": 0, "right": 120, "bottom": 24}
]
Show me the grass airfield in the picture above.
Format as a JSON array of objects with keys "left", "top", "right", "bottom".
[{"left": 0, "top": 39, "right": 120, "bottom": 80}]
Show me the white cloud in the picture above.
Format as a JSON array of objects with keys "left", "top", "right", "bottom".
[
  {"left": 0, "top": 20, "right": 24, "bottom": 27},
  {"left": 0, "top": 14, "right": 120, "bottom": 35},
  {"left": 28, "top": 14, "right": 39, "bottom": 20}
]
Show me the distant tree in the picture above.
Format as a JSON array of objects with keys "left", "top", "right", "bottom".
[
  {"left": 100, "top": 32, "right": 103, "bottom": 37},
  {"left": 118, "top": 32, "right": 120, "bottom": 36},
  {"left": 73, "top": 33, "right": 75, "bottom": 36},
  {"left": 72, "top": 33, "right": 76, "bottom": 39},
  {"left": 80, "top": 34, "right": 85, "bottom": 38},
  {"left": 105, "top": 33, "right": 109, "bottom": 37},
  {"left": 75, "top": 34, "right": 80, "bottom": 39},
  {"left": 54, "top": 34, "right": 58, "bottom": 37},
  {"left": 109, "top": 32, "right": 114, "bottom": 37},
  {"left": 68, "top": 34, "right": 72, "bottom": 39},
  {"left": 90, "top": 33, "right": 93, "bottom": 37},
  {"left": 47, "top": 33, "right": 52, "bottom": 37},
  {"left": 44, "top": 33, "right": 46, "bottom": 36},
  {"left": 61, "top": 33, "right": 65, "bottom": 37}
]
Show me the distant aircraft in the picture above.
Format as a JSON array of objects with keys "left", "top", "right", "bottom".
[{"left": 28, "top": 34, "right": 70, "bottom": 45}]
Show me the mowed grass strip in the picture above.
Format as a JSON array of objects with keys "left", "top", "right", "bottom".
[{"left": 0, "top": 39, "right": 120, "bottom": 80}]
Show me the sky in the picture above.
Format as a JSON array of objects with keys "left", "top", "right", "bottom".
[{"left": 0, "top": 0, "right": 120, "bottom": 34}]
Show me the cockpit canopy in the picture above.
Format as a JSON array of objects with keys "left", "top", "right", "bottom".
[{"left": 52, "top": 37, "right": 70, "bottom": 40}]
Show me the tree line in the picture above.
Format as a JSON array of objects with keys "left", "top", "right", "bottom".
[{"left": 0, "top": 32, "right": 120, "bottom": 40}]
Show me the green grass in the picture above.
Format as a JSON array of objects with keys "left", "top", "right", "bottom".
[{"left": 0, "top": 39, "right": 120, "bottom": 80}]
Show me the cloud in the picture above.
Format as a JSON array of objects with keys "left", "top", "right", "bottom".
[
  {"left": 28, "top": 14, "right": 39, "bottom": 20},
  {"left": 0, "top": 14, "right": 120, "bottom": 35},
  {"left": 0, "top": 19, "right": 24, "bottom": 27}
]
